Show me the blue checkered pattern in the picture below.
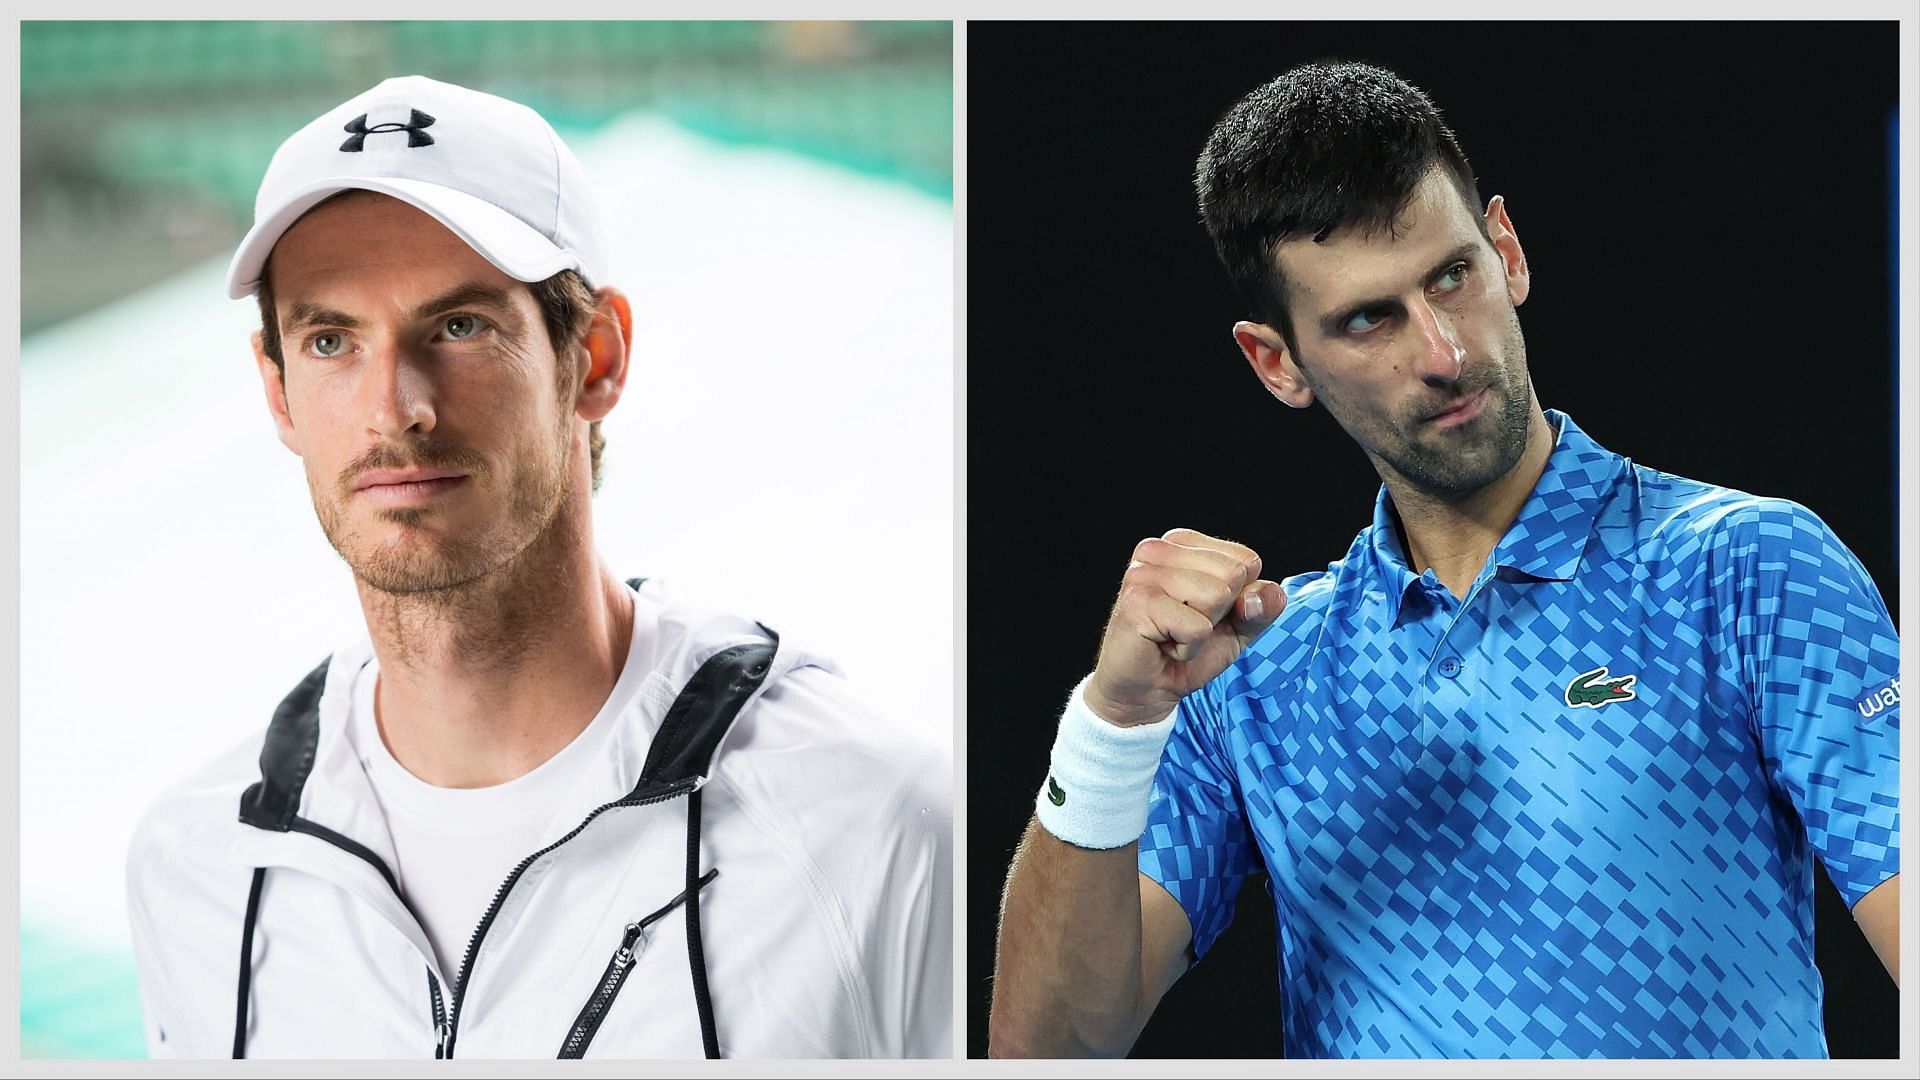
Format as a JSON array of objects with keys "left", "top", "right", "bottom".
[{"left": 1138, "top": 411, "right": 1900, "bottom": 1058}]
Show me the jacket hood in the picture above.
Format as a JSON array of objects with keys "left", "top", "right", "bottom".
[{"left": 236, "top": 577, "right": 823, "bottom": 852}]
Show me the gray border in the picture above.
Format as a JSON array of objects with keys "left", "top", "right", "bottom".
[
  {"left": 951, "top": 14, "right": 971, "bottom": 1070},
  {"left": 4, "top": 11, "right": 21, "bottom": 1076},
  {"left": 1895, "top": 8, "right": 1918, "bottom": 1069},
  {"left": 8, "top": 2, "right": 1919, "bottom": 1079}
]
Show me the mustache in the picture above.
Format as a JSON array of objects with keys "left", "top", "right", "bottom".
[
  {"left": 337, "top": 441, "right": 488, "bottom": 497},
  {"left": 1415, "top": 370, "right": 1499, "bottom": 421}
]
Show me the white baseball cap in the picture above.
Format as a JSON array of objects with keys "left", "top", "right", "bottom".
[{"left": 226, "top": 74, "right": 609, "bottom": 300}]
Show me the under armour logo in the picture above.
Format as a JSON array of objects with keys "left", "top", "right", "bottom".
[{"left": 340, "top": 109, "right": 437, "bottom": 152}]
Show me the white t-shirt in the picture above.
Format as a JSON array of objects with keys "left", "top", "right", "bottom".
[{"left": 343, "top": 629, "right": 646, "bottom": 980}]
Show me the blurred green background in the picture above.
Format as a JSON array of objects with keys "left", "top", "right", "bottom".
[
  {"left": 19, "top": 19, "right": 950, "bottom": 1058},
  {"left": 21, "top": 19, "right": 951, "bottom": 336}
]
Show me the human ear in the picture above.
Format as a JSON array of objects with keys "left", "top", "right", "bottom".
[
  {"left": 1485, "top": 195, "right": 1530, "bottom": 307},
  {"left": 1233, "top": 321, "right": 1314, "bottom": 409},
  {"left": 575, "top": 286, "right": 633, "bottom": 423},
  {"left": 251, "top": 329, "right": 302, "bottom": 455}
]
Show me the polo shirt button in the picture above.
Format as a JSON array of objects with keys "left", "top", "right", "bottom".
[{"left": 1437, "top": 656, "right": 1462, "bottom": 679}]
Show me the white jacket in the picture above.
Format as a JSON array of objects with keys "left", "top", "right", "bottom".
[{"left": 126, "top": 580, "right": 952, "bottom": 1059}]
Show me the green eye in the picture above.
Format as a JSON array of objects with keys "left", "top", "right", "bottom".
[
  {"left": 311, "top": 333, "right": 346, "bottom": 357},
  {"left": 1345, "top": 308, "right": 1388, "bottom": 334},
  {"left": 443, "top": 315, "right": 482, "bottom": 339}
]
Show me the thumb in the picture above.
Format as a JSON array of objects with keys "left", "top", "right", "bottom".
[{"left": 1230, "top": 580, "right": 1285, "bottom": 643}]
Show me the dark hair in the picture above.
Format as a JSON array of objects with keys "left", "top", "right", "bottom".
[
  {"left": 256, "top": 251, "right": 607, "bottom": 493},
  {"left": 1195, "top": 61, "right": 1484, "bottom": 354}
]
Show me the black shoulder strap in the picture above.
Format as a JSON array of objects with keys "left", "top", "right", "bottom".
[
  {"left": 629, "top": 572, "right": 781, "bottom": 783},
  {"left": 627, "top": 573, "right": 775, "bottom": 1059},
  {"left": 231, "top": 657, "right": 328, "bottom": 1060},
  {"left": 640, "top": 632, "right": 778, "bottom": 785},
  {"left": 241, "top": 579, "right": 767, "bottom": 806},
  {"left": 242, "top": 578, "right": 651, "bottom": 826},
  {"left": 239, "top": 658, "right": 331, "bottom": 830}
]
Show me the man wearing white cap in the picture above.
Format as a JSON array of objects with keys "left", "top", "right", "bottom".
[{"left": 124, "top": 76, "right": 951, "bottom": 1060}]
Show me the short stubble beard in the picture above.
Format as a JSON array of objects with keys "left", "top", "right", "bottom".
[
  {"left": 1312, "top": 304, "right": 1536, "bottom": 502},
  {"left": 305, "top": 368, "right": 583, "bottom": 670},
  {"left": 1385, "top": 369, "right": 1533, "bottom": 498}
]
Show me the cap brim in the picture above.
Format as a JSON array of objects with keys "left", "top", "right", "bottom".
[{"left": 225, "top": 176, "right": 586, "bottom": 299}]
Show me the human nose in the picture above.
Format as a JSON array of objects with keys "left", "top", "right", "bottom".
[
  {"left": 359, "top": 340, "right": 436, "bottom": 439},
  {"left": 1407, "top": 298, "right": 1465, "bottom": 387}
]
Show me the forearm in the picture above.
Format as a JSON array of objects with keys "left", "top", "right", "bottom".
[
  {"left": 989, "top": 818, "right": 1153, "bottom": 1058},
  {"left": 989, "top": 529, "right": 1271, "bottom": 1056},
  {"left": 1851, "top": 874, "right": 1900, "bottom": 988}
]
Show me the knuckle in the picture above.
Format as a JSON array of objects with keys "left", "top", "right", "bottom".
[
  {"left": 1125, "top": 561, "right": 1162, "bottom": 588},
  {"left": 1208, "top": 578, "right": 1236, "bottom": 611},
  {"left": 1159, "top": 595, "right": 1205, "bottom": 630},
  {"left": 1209, "top": 549, "right": 1247, "bottom": 585},
  {"left": 1115, "top": 576, "right": 1166, "bottom": 615}
]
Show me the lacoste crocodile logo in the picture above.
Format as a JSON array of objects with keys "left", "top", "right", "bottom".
[
  {"left": 1046, "top": 775, "right": 1067, "bottom": 806},
  {"left": 1566, "top": 666, "right": 1637, "bottom": 709}
]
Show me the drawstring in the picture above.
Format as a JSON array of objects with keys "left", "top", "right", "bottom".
[
  {"left": 233, "top": 867, "right": 266, "bottom": 1058},
  {"left": 685, "top": 788, "right": 720, "bottom": 1058}
]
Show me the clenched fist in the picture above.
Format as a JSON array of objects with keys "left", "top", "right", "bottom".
[{"left": 1084, "top": 528, "right": 1285, "bottom": 728}]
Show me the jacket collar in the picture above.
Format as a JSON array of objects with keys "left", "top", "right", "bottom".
[
  {"left": 1365, "top": 410, "right": 1623, "bottom": 623},
  {"left": 234, "top": 580, "right": 795, "bottom": 853}
]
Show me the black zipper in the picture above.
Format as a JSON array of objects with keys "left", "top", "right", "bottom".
[
  {"left": 558, "top": 926, "right": 645, "bottom": 1061},
  {"left": 238, "top": 636, "right": 765, "bottom": 1059},
  {"left": 428, "top": 970, "right": 448, "bottom": 1058},
  {"left": 267, "top": 774, "right": 695, "bottom": 1057},
  {"left": 441, "top": 775, "right": 700, "bottom": 1059},
  {"left": 556, "top": 868, "right": 719, "bottom": 1059}
]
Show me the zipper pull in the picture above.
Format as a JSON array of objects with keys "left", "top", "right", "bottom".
[
  {"left": 613, "top": 921, "right": 645, "bottom": 968},
  {"left": 435, "top": 1019, "right": 452, "bottom": 1058},
  {"left": 611, "top": 870, "right": 720, "bottom": 970}
]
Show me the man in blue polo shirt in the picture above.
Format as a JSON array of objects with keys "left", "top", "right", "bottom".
[{"left": 987, "top": 61, "right": 1899, "bottom": 1058}]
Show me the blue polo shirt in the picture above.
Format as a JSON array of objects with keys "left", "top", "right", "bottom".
[{"left": 1138, "top": 410, "right": 1900, "bottom": 1058}]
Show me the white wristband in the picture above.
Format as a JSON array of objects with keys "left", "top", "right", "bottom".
[{"left": 1033, "top": 674, "right": 1177, "bottom": 850}]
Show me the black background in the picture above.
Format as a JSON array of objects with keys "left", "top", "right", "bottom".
[{"left": 966, "top": 21, "right": 1899, "bottom": 1059}]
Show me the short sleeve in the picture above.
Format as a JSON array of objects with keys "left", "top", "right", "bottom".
[
  {"left": 1136, "top": 685, "right": 1258, "bottom": 960},
  {"left": 1732, "top": 500, "right": 1900, "bottom": 907}
]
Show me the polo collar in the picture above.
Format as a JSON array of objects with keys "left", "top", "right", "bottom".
[
  {"left": 1488, "top": 410, "right": 1622, "bottom": 582},
  {"left": 1365, "top": 410, "right": 1622, "bottom": 622}
]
